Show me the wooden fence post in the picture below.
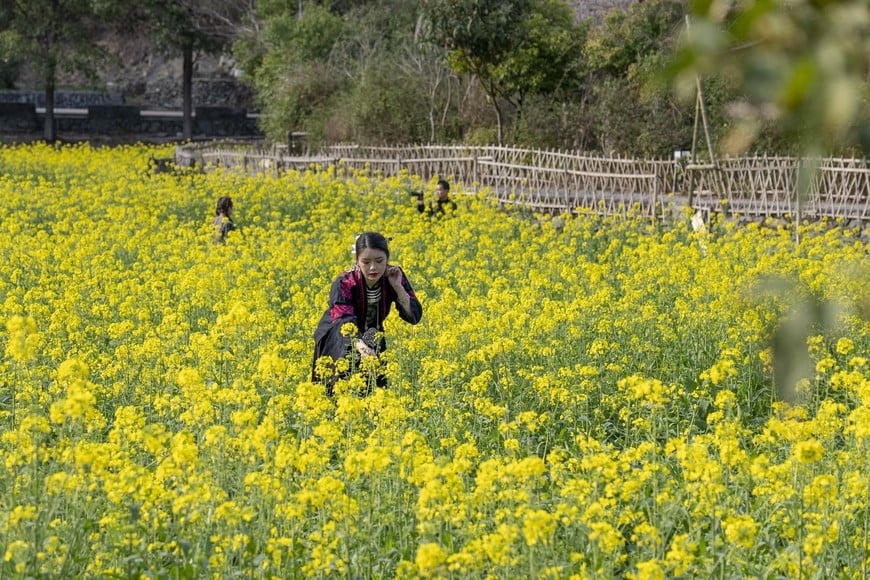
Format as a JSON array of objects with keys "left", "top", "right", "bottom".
[
  {"left": 687, "top": 163, "right": 695, "bottom": 210},
  {"left": 795, "top": 157, "right": 803, "bottom": 245}
]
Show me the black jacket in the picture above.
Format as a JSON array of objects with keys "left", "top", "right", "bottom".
[{"left": 312, "top": 266, "right": 422, "bottom": 381}]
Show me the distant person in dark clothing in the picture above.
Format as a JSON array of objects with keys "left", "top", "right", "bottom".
[
  {"left": 416, "top": 179, "right": 457, "bottom": 218},
  {"left": 213, "top": 196, "right": 236, "bottom": 243},
  {"left": 312, "top": 232, "right": 423, "bottom": 396}
]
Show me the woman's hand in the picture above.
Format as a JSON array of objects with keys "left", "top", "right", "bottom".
[
  {"left": 354, "top": 339, "right": 376, "bottom": 359},
  {"left": 386, "top": 265, "right": 404, "bottom": 290},
  {"left": 388, "top": 265, "right": 413, "bottom": 313}
]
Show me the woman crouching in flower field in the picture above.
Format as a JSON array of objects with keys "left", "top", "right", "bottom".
[{"left": 312, "top": 232, "right": 422, "bottom": 395}]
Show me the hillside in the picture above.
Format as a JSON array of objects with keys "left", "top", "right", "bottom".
[
  {"left": 11, "top": 1, "right": 634, "bottom": 112},
  {"left": 15, "top": 30, "right": 255, "bottom": 111}
]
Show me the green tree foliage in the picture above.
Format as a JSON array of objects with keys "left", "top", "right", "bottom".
[
  {"left": 421, "top": 0, "right": 533, "bottom": 144},
  {"left": 486, "top": 1, "right": 590, "bottom": 149},
  {"left": 582, "top": 0, "right": 699, "bottom": 157},
  {"left": 237, "top": 0, "right": 701, "bottom": 151},
  {"left": 335, "top": 0, "right": 458, "bottom": 143},
  {"left": 672, "top": 0, "right": 870, "bottom": 156},
  {"left": 399, "top": 19, "right": 465, "bottom": 142},
  {"left": 238, "top": 0, "right": 468, "bottom": 145},
  {"left": 229, "top": 0, "right": 865, "bottom": 155},
  {"left": 584, "top": 0, "right": 684, "bottom": 75},
  {"left": 236, "top": 2, "right": 346, "bottom": 143},
  {"left": 346, "top": 57, "right": 431, "bottom": 143},
  {"left": 0, "top": 0, "right": 113, "bottom": 141},
  {"left": 495, "top": 0, "right": 587, "bottom": 140}
]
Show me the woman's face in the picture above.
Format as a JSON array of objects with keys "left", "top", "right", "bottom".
[{"left": 357, "top": 248, "right": 388, "bottom": 287}]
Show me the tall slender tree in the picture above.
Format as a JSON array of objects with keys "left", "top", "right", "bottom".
[
  {"left": 421, "top": 0, "right": 532, "bottom": 144},
  {"left": 142, "top": 0, "right": 254, "bottom": 139},
  {"left": 0, "top": 0, "right": 111, "bottom": 142}
]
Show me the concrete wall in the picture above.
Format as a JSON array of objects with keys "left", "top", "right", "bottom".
[
  {"left": 0, "top": 102, "right": 261, "bottom": 140},
  {"left": 0, "top": 90, "right": 124, "bottom": 108},
  {"left": 0, "top": 103, "right": 39, "bottom": 131}
]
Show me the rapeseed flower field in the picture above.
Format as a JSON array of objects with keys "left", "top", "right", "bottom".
[{"left": 0, "top": 142, "right": 867, "bottom": 578}]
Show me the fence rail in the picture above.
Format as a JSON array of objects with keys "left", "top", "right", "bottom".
[{"left": 174, "top": 142, "right": 869, "bottom": 223}]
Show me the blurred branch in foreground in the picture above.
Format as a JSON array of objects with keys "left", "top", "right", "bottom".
[{"left": 668, "top": 0, "right": 869, "bottom": 157}]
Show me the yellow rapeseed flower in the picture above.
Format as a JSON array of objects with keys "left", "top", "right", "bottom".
[
  {"left": 793, "top": 439, "right": 824, "bottom": 464},
  {"left": 522, "top": 508, "right": 557, "bottom": 547},
  {"left": 627, "top": 559, "right": 666, "bottom": 580},
  {"left": 5, "top": 315, "right": 41, "bottom": 363},
  {"left": 414, "top": 542, "right": 447, "bottom": 578},
  {"left": 835, "top": 337, "right": 854, "bottom": 355},
  {"left": 722, "top": 514, "right": 758, "bottom": 549}
]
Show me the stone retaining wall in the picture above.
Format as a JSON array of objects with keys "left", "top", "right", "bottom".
[
  {"left": 0, "top": 103, "right": 39, "bottom": 131},
  {"left": 0, "top": 90, "right": 124, "bottom": 108},
  {"left": 0, "top": 103, "right": 261, "bottom": 140}
]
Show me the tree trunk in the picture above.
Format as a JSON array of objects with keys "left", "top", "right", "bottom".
[
  {"left": 182, "top": 45, "right": 194, "bottom": 139},
  {"left": 493, "top": 99, "right": 504, "bottom": 146},
  {"left": 481, "top": 77, "right": 504, "bottom": 145},
  {"left": 44, "top": 75, "right": 57, "bottom": 143}
]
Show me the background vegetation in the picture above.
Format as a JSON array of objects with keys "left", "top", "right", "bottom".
[{"left": 1, "top": 0, "right": 868, "bottom": 156}]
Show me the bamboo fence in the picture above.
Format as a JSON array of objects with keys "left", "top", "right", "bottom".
[{"left": 174, "top": 142, "right": 869, "bottom": 223}]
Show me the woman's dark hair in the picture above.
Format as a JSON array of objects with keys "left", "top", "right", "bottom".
[
  {"left": 216, "top": 196, "right": 233, "bottom": 216},
  {"left": 355, "top": 232, "right": 390, "bottom": 259}
]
